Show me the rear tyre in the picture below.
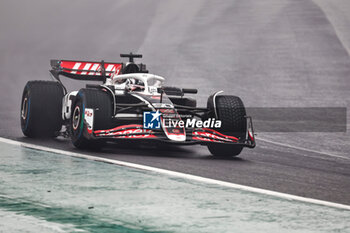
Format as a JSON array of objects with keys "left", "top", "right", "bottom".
[
  {"left": 207, "top": 95, "right": 247, "bottom": 158},
  {"left": 20, "top": 81, "right": 64, "bottom": 138},
  {"left": 71, "top": 88, "right": 112, "bottom": 149}
]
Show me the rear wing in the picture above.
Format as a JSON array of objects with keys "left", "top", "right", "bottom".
[{"left": 50, "top": 59, "right": 123, "bottom": 82}]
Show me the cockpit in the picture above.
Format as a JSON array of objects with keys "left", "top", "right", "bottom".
[{"left": 110, "top": 73, "right": 164, "bottom": 94}]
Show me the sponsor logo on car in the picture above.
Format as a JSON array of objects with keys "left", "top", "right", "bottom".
[
  {"left": 143, "top": 111, "right": 222, "bottom": 129},
  {"left": 143, "top": 111, "right": 162, "bottom": 129},
  {"left": 163, "top": 118, "right": 221, "bottom": 128}
]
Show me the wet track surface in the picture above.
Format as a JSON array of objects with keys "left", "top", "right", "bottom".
[
  {"left": 1, "top": 0, "right": 350, "bottom": 204},
  {"left": 1, "top": 141, "right": 350, "bottom": 232}
]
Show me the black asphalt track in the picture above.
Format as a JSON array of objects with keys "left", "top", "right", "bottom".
[{"left": 1, "top": 0, "right": 350, "bottom": 204}]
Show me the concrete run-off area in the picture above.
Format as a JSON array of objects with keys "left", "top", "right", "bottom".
[{"left": 0, "top": 141, "right": 349, "bottom": 233}]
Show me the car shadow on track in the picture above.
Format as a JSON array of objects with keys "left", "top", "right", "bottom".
[
  {"left": 101, "top": 141, "right": 248, "bottom": 162},
  {"left": 17, "top": 137, "right": 249, "bottom": 162},
  {"left": 101, "top": 141, "right": 203, "bottom": 159}
]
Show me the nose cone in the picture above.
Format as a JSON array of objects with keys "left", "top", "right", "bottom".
[
  {"left": 166, "top": 134, "right": 186, "bottom": 142},
  {"left": 160, "top": 115, "right": 186, "bottom": 142}
]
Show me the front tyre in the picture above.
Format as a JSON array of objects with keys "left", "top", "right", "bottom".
[
  {"left": 207, "top": 95, "right": 247, "bottom": 158},
  {"left": 71, "top": 88, "right": 112, "bottom": 149},
  {"left": 20, "top": 81, "right": 64, "bottom": 138}
]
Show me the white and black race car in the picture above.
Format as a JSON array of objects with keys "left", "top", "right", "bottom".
[{"left": 20, "top": 53, "right": 255, "bottom": 157}]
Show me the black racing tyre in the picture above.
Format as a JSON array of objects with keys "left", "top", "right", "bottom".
[
  {"left": 71, "top": 88, "right": 112, "bottom": 149},
  {"left": 207, "top": 95, "right": 247, "bottom": 158},
  {"left": 169, "top": 97, "right": 197, "bottom": 107},
  {"left": 20, "top": 81, "right": 64, "bottom": 138}
]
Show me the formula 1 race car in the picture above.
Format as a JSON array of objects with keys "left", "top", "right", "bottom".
[{"left": 20, "top": 53, "right": 255, "bottom": 157}]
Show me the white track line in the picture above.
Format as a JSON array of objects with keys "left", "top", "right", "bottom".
[
  {"left": 258, "top": 137, "right": 350, "bottom": 160},
  {"left": 1, "top": 137, "right": 350, "bottom": 211}
]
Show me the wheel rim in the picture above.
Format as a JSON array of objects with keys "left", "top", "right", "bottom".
[
  {"left": 72, "top": 106, "right": 81, "bottom": 130},
  {"left": 21, "top": 97, "right": 28, "bottom": 120}
]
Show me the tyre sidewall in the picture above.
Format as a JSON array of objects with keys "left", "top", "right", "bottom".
[
  {"left": 71, "top": 98, "right": 86, "bottom": 146},
  {"left": 20, "top": 84, "right": 31, "bottom": 134}
]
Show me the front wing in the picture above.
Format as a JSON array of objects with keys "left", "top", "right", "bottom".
[{"left": 87, "top": 113, "right": 255, "bottom": 148}]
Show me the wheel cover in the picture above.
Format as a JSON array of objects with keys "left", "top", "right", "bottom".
[{"left": 72, "top": 106, "right": 81, "bottom": 130}]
